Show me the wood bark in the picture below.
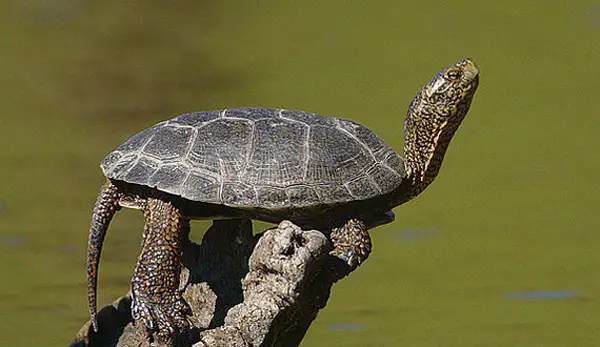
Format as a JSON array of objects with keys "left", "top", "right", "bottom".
[{"left": 71, "top": 220, "right": 357, "bottom": 347}]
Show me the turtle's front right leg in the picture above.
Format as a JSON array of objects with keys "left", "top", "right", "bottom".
[
  {"left": 327, "top": 211, "right": 391, "bottom": 274},
  {"left": 131, "top": 197, "right": 192, "bottom": 341},
  {"left": 329, "top": 219, "right": 372, "bottom": 275}
]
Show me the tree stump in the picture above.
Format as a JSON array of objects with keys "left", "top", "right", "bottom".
[{"left": 71, "top": 220, "right": 360, "bottom": 347}]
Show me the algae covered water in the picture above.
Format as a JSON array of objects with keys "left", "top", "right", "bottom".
[{"left": 1, "top": 1, "right": 599, "bottom": 346}]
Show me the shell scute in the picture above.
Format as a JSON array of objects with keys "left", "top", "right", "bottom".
[
  {"left": 221, "top": 182, "right": 257, "bottom": 205},
  {"left": 148, "top": 164, "right": 189, "bottom": 195},
  {"left": 244, "top": 118, "right": 308, "bottom": 186},
  {"left": 181, "top": 171, "right": 220, "bottom": 203},
  {"left": 366, "top": 164, "right": 402, "bottom": 193},
  {"left": 280, "top": 109, "right": 335, "bottom": 126},
  {"left": 187, "top": 118, "right": 252, "bottom": 179},
  {"left": 305, "top": 125, "right": 375, "bottom": 184},
  {"left": 224, "top": 107, "right": 278, "bottom": 121},
  {"left": 285, "top": 185, "right": 320, "bottom": 205},
  {"left": 143, "top": 126, "right": 193, "bottom": 161},
  {"left": 255, "top": 186, "right": 287, "bottom": 207},
  {"left": 169, "top": 111, "right": 220, "bottom": 126},
  {"left": 313, "top": 184, "right": 353, "bottom": 203},
  {"left": 123, "top": 157, "right": 158, "bottom": 186},
  {"left": 345, "top": 176, "right": 380, "bottom": 199}
]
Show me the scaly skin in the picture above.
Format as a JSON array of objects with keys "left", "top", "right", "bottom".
[
  {"left": 131, "top": 197, "right": 192, "bottom": 340},
  {"left": 87, "top": 180, "right": 192, "bottom": 340},
  {"left": 329, "top": 219, "right": 372, "bottom": 272},
  {"left": 402, "top": 58, "right": 479, "bottom": 199},
  {"left": 87, "top": 179, "right": 122, "bottom": 332}
]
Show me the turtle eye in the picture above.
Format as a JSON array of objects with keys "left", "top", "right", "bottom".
[{"left": 445, "top": 70, "right": 462, "bottom": 80}]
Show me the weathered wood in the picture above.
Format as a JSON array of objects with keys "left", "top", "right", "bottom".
[{"left": 71, "top": 220, "right": 358, "bottom": 347}]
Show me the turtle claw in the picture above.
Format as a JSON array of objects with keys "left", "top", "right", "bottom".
[
  {"left": 131, "top": 293, "right": 191, "bottom": 339},
  {"left": 330, "top": 219, "right": 372, "bottom": 271}
]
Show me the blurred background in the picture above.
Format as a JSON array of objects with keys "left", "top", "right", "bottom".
[{"left": 1, "top": 1, "right": 599, "bottom": 346}]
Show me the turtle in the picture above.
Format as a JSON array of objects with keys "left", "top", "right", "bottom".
[{"left": 86, "top": 58, "right": 479, "bottom": 339}]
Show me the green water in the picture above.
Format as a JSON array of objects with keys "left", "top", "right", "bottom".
[{"left": 1, "top": 1, "right": 599, "bottom": 346}]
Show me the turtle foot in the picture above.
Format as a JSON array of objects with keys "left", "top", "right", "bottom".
[
  {"left": 329, "top": 219, "right": 372, "bottom": 270},
  {"left": 131, "top": 292, "right": 192, "bottom": 340}
]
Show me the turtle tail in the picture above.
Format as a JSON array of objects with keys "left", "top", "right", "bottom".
[{"left": 87, "top": 179, "right": 121, "bottom": 332}]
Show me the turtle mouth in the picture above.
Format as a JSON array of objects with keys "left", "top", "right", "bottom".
[{"left": 461, "top": 58, "right": 479, "bottom": 82}]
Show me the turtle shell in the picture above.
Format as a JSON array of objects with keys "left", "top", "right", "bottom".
[{"left": 101, "top": 108, "right": 405, "bottom": 209}]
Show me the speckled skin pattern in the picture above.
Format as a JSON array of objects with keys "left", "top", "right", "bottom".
[
  {"left": 131, "top": 197, "right": 192, "bottom": 338},
  {"left": 87, "top": 179, "right": 121, "bottom": 333},
  {"left": 402, "top": 58, "right": 480, "bottom": 198},
  {"left": 329, "top": 219, "right": 371, "bottom": 270},
  {"left": 86, "top": 58, "right": 479, "bottom": 339}
]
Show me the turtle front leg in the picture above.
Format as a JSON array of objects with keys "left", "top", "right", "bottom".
[
  {"left": 131, "top": 197, "right": 192, "bottom": 341},
  {"left": 329, "top": 219, "right": 372, "bottom": 272}
]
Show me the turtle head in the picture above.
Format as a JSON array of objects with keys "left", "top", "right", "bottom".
[{"left": 403, "top": 58, "right": 479, "bottom": 196}]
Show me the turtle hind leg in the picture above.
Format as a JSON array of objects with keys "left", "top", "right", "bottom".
[
  {"left": 131, "top": 197, "right": 192, "bottom": 340},
  {"left": 87, "top": 179, "right": 122, "bottom": 332},
  {"left": 329, "top": 219, "right": 372, "bottom": 278}
]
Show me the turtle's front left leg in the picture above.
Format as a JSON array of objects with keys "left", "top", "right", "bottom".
[{"left": 131, "top": 197, "right": 192, "bottom": 341}]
